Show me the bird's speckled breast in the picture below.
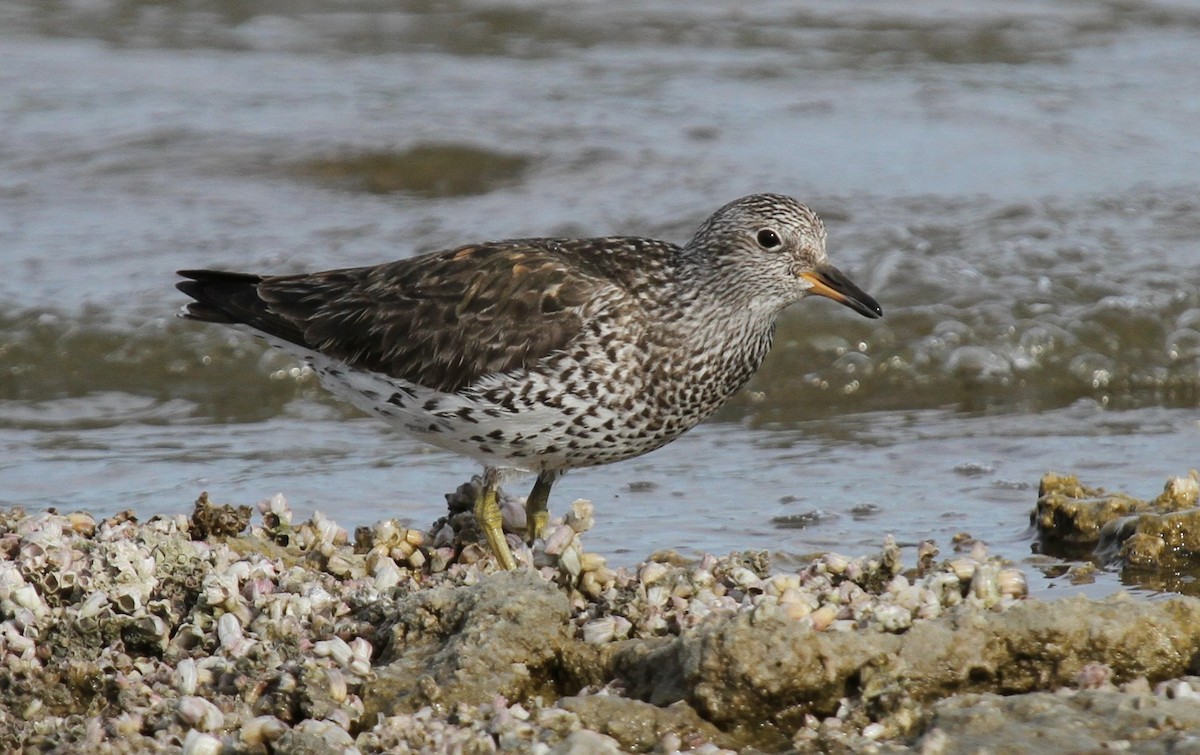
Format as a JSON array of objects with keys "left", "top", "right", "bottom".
[{"left": 457, "top": 291, "right": 778, "bottom": 471}]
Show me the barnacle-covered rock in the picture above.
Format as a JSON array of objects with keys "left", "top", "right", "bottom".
[
  {"left": 5, "top": 472, "right": 1200, "bottom": 751},
  {"left": 189, "top": 492, "right": 252, "bottom": 539},
  {"left": 1034, "top": 470, "right": 1200, "bottom": 591}
]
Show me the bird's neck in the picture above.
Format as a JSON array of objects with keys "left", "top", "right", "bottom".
[
  {"left": 668, "top": 247, "right": 786, "bottom": 329},
  {"left": 648, "top": 264, "right": 781, "bottom": 393}
]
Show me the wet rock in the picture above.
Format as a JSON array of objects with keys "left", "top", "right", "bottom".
[
  {"left": 1033, "top": 471, "right": 1200, "bottom": 591},
  {"left": 612, "top": 593, "right": 1200, "bottom": 749},
  {"left": 915, "top": 686, "right": 1200, "bottom": 753},
  {"left": 1034, "top": 470, "right": 1200, "bottom": 545},
  {"left": 1031, "top": 472, "right": 1149, "bottom": 546},
  {"left": 558, "top": 694, "right": 728, "bottom": 752},
  {"left": 364, "top": 570, "right": 572, "bottom": 719}
]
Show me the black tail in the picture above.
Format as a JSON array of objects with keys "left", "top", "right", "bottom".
[
  {"left": 176, "top": 270, "right": 307, "bottom": 346},
  {"left": 176, "top": 270, "right": 264, "bottom": 323}
]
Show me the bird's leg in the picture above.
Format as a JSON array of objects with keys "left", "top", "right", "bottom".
[
  {"left": 524, "top": 470, "right": 559, "bottom": 545},
  {"left": 475, "top": 467, "right": 518, "bottom": 570}
]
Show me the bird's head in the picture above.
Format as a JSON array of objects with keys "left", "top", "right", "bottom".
[{"left": 688, "top": 193, "right": 882, "bottom": 319}]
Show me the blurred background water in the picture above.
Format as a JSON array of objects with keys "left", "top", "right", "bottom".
[{"left": 2, "top": 0, "right": 1198, "bottom": 597}]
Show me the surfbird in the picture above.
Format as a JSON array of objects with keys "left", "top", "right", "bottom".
[{"left": 177, "top": 193, "right": 882, "bottom": 570}]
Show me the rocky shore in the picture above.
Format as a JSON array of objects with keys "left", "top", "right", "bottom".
[{"left": 2, "top": 473, "right": 1200, "bottom": 753}]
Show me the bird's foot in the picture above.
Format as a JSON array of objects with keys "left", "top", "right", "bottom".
[
  {"left": 475, "top": 474, "right": 518, "bottom": 570},
  {"left": 523, "top": 470, "right": 557, "bottom": 546}
]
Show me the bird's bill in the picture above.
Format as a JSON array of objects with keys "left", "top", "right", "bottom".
[{"left": 800, "top": 264, "right": 883, "bottom": 319}]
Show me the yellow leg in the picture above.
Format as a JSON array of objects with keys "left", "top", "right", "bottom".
[
  {"left": 475, "top": 469, "right": 517, "bottom": 570},
  {"left": 525, "top": 470, "right": 557, "bottom": 545}
]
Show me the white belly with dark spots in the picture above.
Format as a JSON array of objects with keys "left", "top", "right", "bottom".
[{"left": 243, "top": 312, "right": 767, "bottom": 474}]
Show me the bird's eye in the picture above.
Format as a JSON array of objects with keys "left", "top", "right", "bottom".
[{"left": 756, "top": 229, "right": 782, "bottom": 249}]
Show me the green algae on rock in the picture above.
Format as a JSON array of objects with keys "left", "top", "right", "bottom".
[{"left": 292, "top": 143, "right": 532, "bottom": 197}]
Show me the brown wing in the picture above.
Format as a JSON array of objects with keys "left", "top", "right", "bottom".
[{"left": 179, "top": 238, "right": 646, "bottom": 393}]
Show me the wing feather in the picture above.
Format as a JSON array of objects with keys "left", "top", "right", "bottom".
[{"left": 179, "top": 238, "right": 647, "bottom": 394}]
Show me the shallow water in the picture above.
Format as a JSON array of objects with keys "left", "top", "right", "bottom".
[{"left": 2, "top": 0, "right": 1198, "bottom": 597}]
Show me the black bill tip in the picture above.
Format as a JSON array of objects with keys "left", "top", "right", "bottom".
[{"left": 801, "top": 263, "right": 883, "bottom": 319}]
